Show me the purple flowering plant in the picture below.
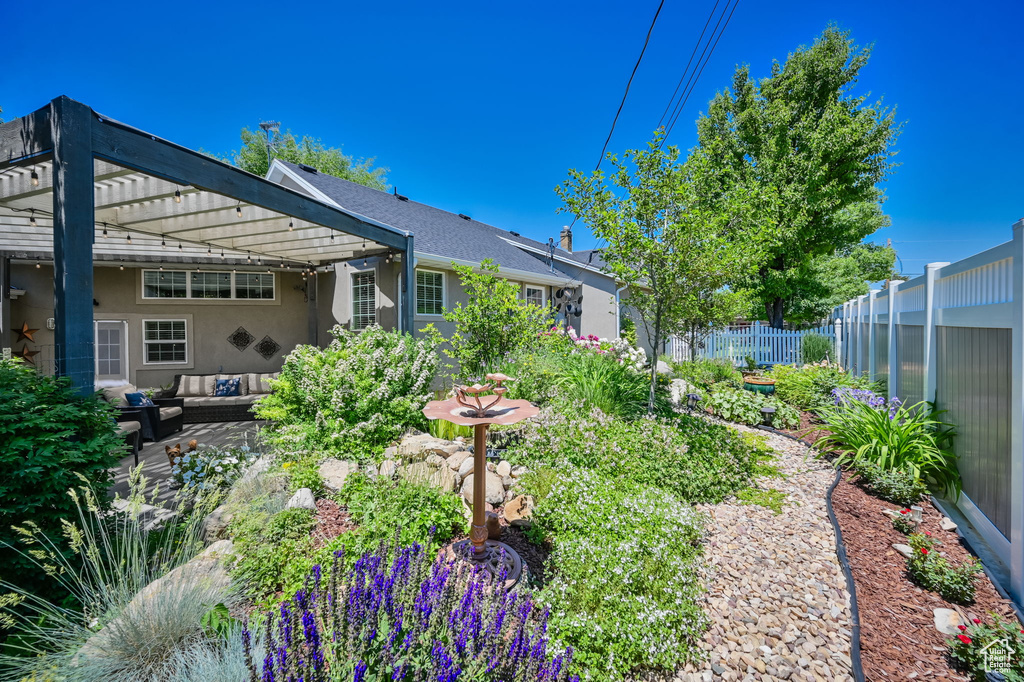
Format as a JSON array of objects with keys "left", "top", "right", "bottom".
[
  {"left": 242, "top": 538, "right": 578, "bottom": 682},
  {"left": 831, "top": 387, "right": 902, "bottom": 419}
]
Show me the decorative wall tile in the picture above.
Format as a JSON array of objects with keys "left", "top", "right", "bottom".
[
  {"left": 254, "top": 335, "right": 281, "bottom": 360},
  {"left": 227, "top": 326, "right": 255, "bottom": 352}
]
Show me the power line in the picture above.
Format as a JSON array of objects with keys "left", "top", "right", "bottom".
[
  {"left": 661, "top": 0, "right": 740, "bottom": 146},
  {"left": 656, "top": 0, "right": 722, "bottom": 131}
]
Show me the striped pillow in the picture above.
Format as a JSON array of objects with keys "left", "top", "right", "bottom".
[
  {"left": 176, "top": 375, "right": 218, "bottom": 397},
  {"left": 246, "top": 372, "right": 280, "bottom": 394}
]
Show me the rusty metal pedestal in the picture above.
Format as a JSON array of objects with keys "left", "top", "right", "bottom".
[{"left": 423, "top": 375, "right": 538, "bottom": 587}]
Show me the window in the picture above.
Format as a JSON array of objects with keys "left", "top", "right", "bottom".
[
  {"left": 416, "top": 269, "right": 445, "bottom": 315},
  {"left": 95, "top": 321, "right": 127, "bottom": 381},
  {"left": 352, "top": 272, "right": 376, "bottom": 330},
  {"left": 143, "top": 319, "right": 187, "bottom": 364},
  {"left": 235, "top": 273, "right": 275, "bottom": 299},
  {"left": 141, "top": 270, "right": 275, "bottom": 300},
  {"left": 143, "top": 270, "right": 186, "bottom": 298},
  {"left": 524, "top": 286, "right": 546, "bottom": 307}
]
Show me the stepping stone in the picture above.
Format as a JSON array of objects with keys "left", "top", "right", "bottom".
[
  {"left": 934, "top": 608, "right": 963, "bottom": 634},
  {"left": 893, "top": 543, "right": 913, "bottom": 559},
  {"left": 940, "top": 516, "right": 958, "bottom": 531}
]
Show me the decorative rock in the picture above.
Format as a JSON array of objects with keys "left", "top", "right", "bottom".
[
  {"left": 460, "top": 471, "right": 505, "bottom": 506},
  {"left": 496, "top": 460, "right": 512, "bottom": 478},
  {"left": 486, "top": 462, "right": 497, "bottom": 473},
  {"left": 940, "top": 516, "right": 958, "bottom": 531},
  {"left": 399, "top": 462, "right": 431, "bottom": 485},
  {"left": 458, "top": 457, "right": 475, "bottom": 478},
  {"left": 200, "top": 503, "right": 233, "bottom": 544},
  {"left": 287, "top": 488, "right": 316, "bottom": 510},
  {"left": 486, "top": 511, "right": 502, "bottom": 539},
  {"left": 501, "top": 475, "right": 513, "bottom": 488},
  {"left": 893, "top": 543, "right": 913, "bottom": 559},
  {"left": 510, "top": 465, "right": 528, "bottom": 478},
  {"left": 881, "top": 509, "right": 901, "bottom": 519},
  {"left": 933, "top": 608, "right": 963, "bottom": 634},
  {"left": 319, "top": 458, "right": 357, "bottom": 491},
  {"left": 430, "top": 466, "right": 460, "bottom": 493},
  {"left": 379, "top": 459, "right": 398, "bottom": 478},
  {"left": 383, "top": 446, "right": 398, "bottom": 459},
  {"left": 362, "top": 463, "right": 378, "bottom": 479},
  {"left": 503, "top": 494, "right": 535, "bottom": 527},
  {"left": 425, "top": 454, "right": 446, "bottom": 467},
  {"left": 447, "top": 450, "right": 472, "bottom": 471}
]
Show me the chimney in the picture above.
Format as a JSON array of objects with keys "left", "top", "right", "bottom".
[{"left": 560, "top": 225, "right": 572, "bottom": 252}]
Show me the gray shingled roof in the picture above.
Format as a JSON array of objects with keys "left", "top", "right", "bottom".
[{"left": 278, "top": 161, "right": 608, "bottom": 282}]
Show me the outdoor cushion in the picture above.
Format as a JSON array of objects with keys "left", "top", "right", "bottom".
[
  {"left": 124, "top": 392, "right": 156, "bottom": 407},
  {"left": 176, "top": 375, "right": 218, "bottom": 397},
  {"left": 159, "top": 406, "right": 183, "bottom": 420},
  {"left": 245, "top": 372, "right": 279, "bottom": 394},
  {"left": 216, "top": 374, "right": 249, "bottom": 395},
  {"left": 117, "top": 420, "right": 142, "bottom": 435},
  {"left": 181, "top": 395, "right": 258, "bottom": 407},
  {"left": 214, "top": 378, "right": 241, "bottom": 397},
  {"left": 102, "top": 384, "right": 137, "bottom": 406}
]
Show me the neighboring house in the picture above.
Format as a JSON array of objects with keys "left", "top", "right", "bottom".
[{"left": 266, "top": 160, "right": 632, "bottom": 348}]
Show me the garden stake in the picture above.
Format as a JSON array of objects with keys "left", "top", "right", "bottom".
[{"left": 423, "top": 373, "right": 538, "bottom": 586}]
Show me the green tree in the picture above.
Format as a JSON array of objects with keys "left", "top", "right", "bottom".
[
  {"left": 437, "top": 259, "right": 552, "bottom": 378},
  {"left": 557, "top": 134, "right": 769, "bottom": 411},
  {"left": 696, "top": 26, "right": 902, "bottom": 328},
  {"left": 681, "top": 289, "right": 750, "bottom": 361},
  {"left": 230, "top": 126, "right": 389, "bottom": 190}
]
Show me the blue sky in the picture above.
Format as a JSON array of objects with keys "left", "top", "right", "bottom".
[{"left": 3, "top": 0, "right": 1021, "bottom": 277}]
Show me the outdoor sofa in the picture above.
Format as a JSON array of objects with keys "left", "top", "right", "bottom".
[
  {"left": 102, "top": 384, "right": 184, "bottom": 442},
  {"left": 158, "top": 372, "right": 279, "bottom": 423}
]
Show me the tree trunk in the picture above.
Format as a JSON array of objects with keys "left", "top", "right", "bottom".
[
  {"left": 765, "top": 297, "right": 785, "bottom": 329},
  {"left": 648, "top": 314, "right": 662, "bottom": 414}
]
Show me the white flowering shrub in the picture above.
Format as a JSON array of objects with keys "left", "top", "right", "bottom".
[
  {"left": 255, "top": 325, "right": 439, "bottom": 461},
  {"left": 530, "top": 465, "right": 707, "bottom": 679},
  {"left": 170, "top": 443, "right": 261, "bottom": 492},
  {"left": 542, "top": 325, "right": 647, "bottom": 372}
]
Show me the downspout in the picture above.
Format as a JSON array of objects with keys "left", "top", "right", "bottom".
[{"left": 615, "top": 284, "right": 628, "bottom": 339}]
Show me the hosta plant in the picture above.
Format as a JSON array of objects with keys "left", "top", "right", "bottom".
[
  {"left": 817, "top": 399, "right": 961, "bottom": 499},
  {"left": 906, "top": 532, "right": 981, "bottom": 604},
  {"left": 701, "top": 385, "right": 800, "bottom": 429},
  {"left": 857, "top": 464, "right": 928, "bottom": 507}
]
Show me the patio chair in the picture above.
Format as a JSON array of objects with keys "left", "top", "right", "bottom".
[{"left": 114, "top": 408, "right": 143, "bottom": 467}]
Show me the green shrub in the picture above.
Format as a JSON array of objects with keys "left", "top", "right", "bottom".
[
  {"left": 801, "top": 333, "right": 835, "bottom": 364},
  {"left": 230, "top": 507, "right": 316, "bottom": 598},
  {"left": 857, "top": 464, "right": 928, "bottom": 507},
  {"left": 285, "top": 457, "right": 327, "bottom": 497},
  {"left": 0, "top": 358, "right": 124, "bottom": 603},
  {"left": 702, "top": 385, "right": 800, "bottom": 429},
  {"left": 891, "top": 512, "right": 916, "bottom": 535},
  {"left": 170, "top": 442, "right": 261, "bottom": 494},
  {"left": 490, "top": 349, "right": 566, "bottom": 405},
  {"left": 817, "top": 399, "right": 961, "bottom": 498},
  {"left": 426, "top": 413, "right": 473, "bottom": 441},
  {"left": 906, "top": 532, "right": 981, "bottom": 604},
  {"left": 769, "top": 361, "right": 875, "bottom": 411},
  {"left": 671, "top": 358, "right": 741, "bottom": 388},
  {"left": 510, "top": 408, "right": 757, "bottom": 504},
  {"left": 254, "top": 324, "right": 439, "bottom": 461},
  {"left": 947, "top": 614, "right": 1024, "bottom": 681},
  {"left": 334, "top": 473, "right": 466, "bottom": 557},
  {"left": 528, "top": 466, "right": 706, "bottom": 680},
  {"left": 438, "top": 258, "right": 552, "bottom": 376}
]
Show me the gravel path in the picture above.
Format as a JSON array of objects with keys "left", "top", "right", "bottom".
[{"left": 676, "top": 426, "right": 855, "bottom": 682}]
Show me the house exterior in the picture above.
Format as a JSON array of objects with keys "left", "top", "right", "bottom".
[{"left": 266, "top": 160, "right": 628, "bottom": 348}]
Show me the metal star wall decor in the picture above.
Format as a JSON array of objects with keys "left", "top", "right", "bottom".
[
  {"left": 15, "top": 321, "right": 38, "bottom": 343},
  {"left": 227, "top": 326, "right": 255, "bottom": 352},
  {"left": 254, "top": 335, "right": 281, "bottom": 360},
  {"left": 17, "top": 345, "right": 39, "bottom": 365}
]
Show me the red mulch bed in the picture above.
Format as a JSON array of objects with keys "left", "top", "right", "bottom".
[
  {"left": 831, "top": 472, "right": 1018, "bottom": 680},
  {"left": 312, "top": 498, "right": 356, "bottom": 548}
]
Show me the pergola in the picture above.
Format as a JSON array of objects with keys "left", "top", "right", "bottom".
[{"left": 0, "top": 96, "right": 415, "bottom": 392}]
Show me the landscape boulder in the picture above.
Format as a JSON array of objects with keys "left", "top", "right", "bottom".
[
  {"left": 503, "top": 495, "right": 535, "bottom": 527},
  {"left": 200, "top": 503, "right": 233, "bottom": 545},
  {"left": 460, "top": 471, "right": 505, "bottom": 506},
  {"left": 378, "top": 459, "right": 398, "bottom": 478},
  {"left": 320, "top": 459, "right": 358, "bottom": 491},
  {"left": 447, "top": 450, "right": 472, "bottom": 471},
  {"left": 287, "top": 488, "right": 316, "bottom": 510}
]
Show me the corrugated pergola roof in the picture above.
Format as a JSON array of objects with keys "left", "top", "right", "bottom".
[{"left": 0, "top": 157, "right": 404, "bottom": 266}]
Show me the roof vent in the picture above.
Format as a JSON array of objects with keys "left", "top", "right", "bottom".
[
  {"left": 508, "top": 230, "right": 520, "bottom": 237},
  {"left": 297, "top": 164, "right": 318, "bottom": 174},
  {"left": 393, "top": 187, "right": 409, "bottom": 202},
  {"left": 458, "top": 214, "right": 471, "bottom": 221}
]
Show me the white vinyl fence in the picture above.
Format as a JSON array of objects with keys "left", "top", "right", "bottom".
[
  {"left": 668, "top": 321, "right": 835, "bottom": 366},
  {"left": 837, "top": 219, "right": 1024, "bottom": 607}
]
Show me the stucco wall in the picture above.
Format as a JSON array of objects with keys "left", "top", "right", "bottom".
[{"left": 9, "top": 263, "right": 317, "bottom": 389}]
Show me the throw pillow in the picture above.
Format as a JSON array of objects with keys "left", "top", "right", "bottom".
[
  {"left": 214, "top": 378, "right": 241, "bottom": 397},
  {"left": 124, "top": 392, "right": 156, "bottom": 407}
]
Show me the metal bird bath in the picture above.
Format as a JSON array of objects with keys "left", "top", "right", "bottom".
[{"left": 422, "top": 373, "right": 538, "bottom": 586}]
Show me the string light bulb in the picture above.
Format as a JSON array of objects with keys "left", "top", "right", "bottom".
[
  {"left": 236, "top": 204, "right": 243, "bottom": 218},
  {"left": 126, "top": 233, "right": 132, "bottom": 245},
  {"left": 30, "top": 169, "right": 39, "bottom": 186},
  {"left": 174, "top": 189, "right": 182, "bottom": 203},
  {"left": 29, "top": 210, "right": 36, "bottom": 227},
  {"left": 161, "top": 236, "right": 166, "bottom": 248},
  {"left": 102, "top": 223, "right": 108, "bottom": 238},
  {"left": 178, "top": 242, "right": 183, "bottom": 252},
  {"left": 246, "top": 252, "right": 252, "bottom": 264},
  {"left": 207, "top": 245, "right": 212, "bottom": 256},
  {"left": 119, "top": 259, "right": 125, "bottom": 271},
  {"left": 35, "top": 261, "right": 40, "bottom": 269},
  {"left": 330, "top": 231, "right": 335, "bottom": 242},
  {"left": 220, "top": 249, "right": 225, "bottom": 260},
  {"left": 363, "top": 257, "right": 367, "bottom": 266},
  {"left": 288, "top": 220, "right": 294, "bottom": 231}
]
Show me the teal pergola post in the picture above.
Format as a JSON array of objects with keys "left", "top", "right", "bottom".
[
  {"left": 51, "top": 96, "right": 96, "bottom": 394},
  {"left": 402, "top": 233, "right": 415, "bottom": 335}
]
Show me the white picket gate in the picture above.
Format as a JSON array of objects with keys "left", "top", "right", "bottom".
[{"left": 668, "top": 321, "right": 835, "bottom": 366}]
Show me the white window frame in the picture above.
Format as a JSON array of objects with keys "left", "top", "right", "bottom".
[
  {"left": 94, "top": 320, "right": 129, "bottom": 384},
  {"left": 523, "top": 285, "right": 546, "bottom": 307},
  {"left": 142, "top": 318, "right": 189, "bottom": 365},
  {"left": 140, "top": 269, "right": 276, "bottom": 301},
  {"left": 351, "top": 270, "right": 377, "bottom": 331},
  {"left": 415, "top": 268, "right": 446, "bottom": 317}
]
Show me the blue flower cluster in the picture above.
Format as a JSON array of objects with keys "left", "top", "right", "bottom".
[
  {"left": 242, "top": 542, "right": 577, "bottom": 682},
  {"left": 832, "top": 387, "right": 903, "bottom": 419}
]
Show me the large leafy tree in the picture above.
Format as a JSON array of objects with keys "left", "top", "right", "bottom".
[
  {"left": 228, "top": 126, "right": 389, "bottom": 190},
  {"left": 697, "top": 26, "right": 902, "bottom": 328},
  {"left": 558, "top": 134, "right": 770, "bottom": 411}
]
